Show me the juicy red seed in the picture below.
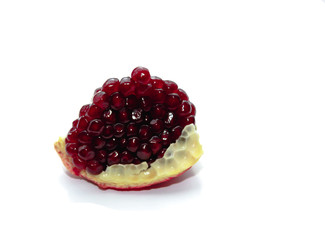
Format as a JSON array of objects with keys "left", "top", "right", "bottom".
[
  {"left": 72, "top": 119, "right": 78, "bottom": 127},
  {"left": 118, "top": 108, "right": 130, "bottom": 123},
  {"left": 102, "top": 125, "right": 114, "bottom": 139},
  {"left": 102, "top": 78, "right": 119, "bottom": 96},
  {"left": 119, "top": 138, "right": 127, "bottom": 149},
  {"left": 177, "top": 100, "right": 192, "bottom": 116},
  {"left": 151, "top": 88, "right": 166, "bottom": 103},
  {"left": 107, "top": 151, "right": 120, "bottom": 165},
  {"left": 86, "top": 104, "right": 103, "bottom": 120},
  {"left": 73, "top": 157, "right": 87, "bottom": 169},
  {"left": 66, "top": 143, "right": 78, "bottom": 156},
  {"left": 138, "top": 125, "right": 152, "bottom": 140},
  {"left": 131, "top": 108, "right": 144, "bottom": 123},
  {"left": 150, "top": 119, "right": 164, "bottom": 133},
  {"left": 120, "top": 151, "right": 134, "bottom": 164},
  {"left": 160, "top": 129, "right": 170, "bottom": 146},
  {"left": 137, "top": 143, "right": 152, "bottom": 160},
  {"left": 149, "top": 136, "right": 163, "bottom": 155},
  {"left": 164, "top": 111, "right": 178, "bottom": 128},
  {"left": 87, "top": 119, "right": 104, "bottom": 136},
  {"left": 131, "top": 66, "right": 151, "bottom": 84},
  {"left": 96, "top": 150, "right": 107, "bottom": 163},
  {"left": 151, "top": 76, "right": 165, "bottom": 89},
  {"left": 190, "top": 102, "right": 196, "bottom": 116},
  {"left": 164, "top": 80, "right": 178, "bottom": 93},
  {"left": 76, "top": 116, "right": 89, "bottom": 132},
  {"left": 139, "top": 96, "right": 152, "bottom": 112},
  {"left": 132, "top": 158, "right": 142, "bottom": 165},
  {"left": 171, "top": 126, "right": 183, "bottom": 142},
  {"left": 125, "top": 95, "right": 138, "bottom": 109},
  {"left": 94, "top": 87, "right": 102, "bottom": 95},
  {"left": 78, "top": 130, "right": 92, "bottom": 144},
  {"left": 86, "top": 160, "right": 104, "bottom": 175},
  {"left": 177, "top": 88, "right": 189, "bottom": 101},
  {"left": 102, "top": 109, "right": 117, "bottom": 124},
  {"left": 113, "top": 123, "right": 126, "bottom": 137},
  {"left": 166, "top": 93, "right": 181, "bottom": 110},
  {"left": 78, "top": 145, "right": 95, "bottom": 161},
  {"left": 120, "top": 77, "right": 136, "bottom": 96},
  {"left": 157, "top": 148, "right": 167, "bottom": 158},
  {"left": 66, "top": 127, "right": 78, "bottom": 143},
  {"left": 110, "top": 92, "right": 125, "bottom": 110},
  {"left": 126, "top": 137, "right": 140, "bottom": 152},
  {"left": 93, "top": 136, "right": 106, "bottom": 149},
  {"left": 143, "top": 113, "right": 150, "bottom": 123},
  {"left": 181, "top": 115, "right": 195, "bottom": 127},
  {"left": 106, "top": 137, "right": 118, "bottom": 151},
  {"left": 151, "top": 104, "right": 167, "bottom": 119},
  {"left": 126, "top": 122, "right": 138, "bottom": 136},
  {"left": 93, "top": 91, "right": 110, "bottom": 109},
  {"left": 79, "top": 104, "right": 90, "bottom": 117},
  {"left": 136, "top": 83, "right": 153, "bottom": 97}
]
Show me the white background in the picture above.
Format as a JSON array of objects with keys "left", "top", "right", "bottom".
[{"left": 0, "top": 0, "right": 324, "bottom": 239}]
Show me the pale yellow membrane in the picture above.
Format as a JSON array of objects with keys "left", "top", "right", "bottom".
[{"left": 55, "top": 124, "right": 203, "bottom": 189}]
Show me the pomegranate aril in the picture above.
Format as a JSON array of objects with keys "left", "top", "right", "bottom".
[
  {"left": 102, "top": 125, "right": 114, "bottom": 139},
  {"left": 93, "top": 136, "right": 106, "bottom": 149},
  {"left": 76, "top": 116, "right": 89, "bottom": 132},
  {"left": 113, "top": 123, "right": 126, "bottom": 137},
  {"left": 120, "top": 77, "right": 136, "bottom": 96},
  {"left": 73, "top": 157, "right": 87, "bottom": 170},
  {"left": 66, "top": 127, "right": 78, "bottom": 143},
  {"left": 107, "top": 151, "right": 120, "bottom": 165},
  {"left": 164, "top": 80, "right": 178, "bottom": 93},
  {"left": 150, "top": 119, "right": 164, "bottom": 133},
  {"left": 66, "top": 143, "right": 78, "bottom": 156},
  {"left": 93, "top": 91, "right": 110, "bottom": 109},
  {"left": 106, "top": 137, "right": 118, "bottom": 151},
  {"left": 149, "top": 136, "right": 163, "bottom": 155},
  {"left": 177, "top": 88, "right": 189, "bottom": 101},
  {"left": 180, "top": 115, "right": 195, "bottom": 127},
  {"left": 118, "top": 108, "right": 130, "bottom": 123},
  {"left": 102, "top": 78, "right": 119, "bottom": 96},
  {"left": 151, "top": 76, "right": 165, "bottom": 89},
  {"left": 190, "top": 102, "right": 196, "bottom": 116},
  {"left": 126, "top": 122, "right": 138, "bottom": 136},
  {"left": 120, "top": 151, "right": 134, "bottom": 164},
  {"left": 72, "top": 119, "right": 78, "bottom": 128},
  {"left": 119, "top": 138, "right": 127, "bottom": 149},
  {"left": 137, "top": 143, "right": 152, "bottom": 160},
  {"left": 94, "top": 87, "right": 101, "bottom": 95},
  {"left": 164, "top": 111, "right": 178, "bottom": 128},
  {"left": 138, "top": 125, "right": 152, "bottom": 140},
  {"left": 157, "top": 148, "right": 167, "bottom": 158},
  {"left": 131, "top": 66, "right": 151, "bottom": 84},
  {"left": 87, "top": 119, "right": 104, "bottom": 136},
  {"left": 166, "top": 93, "right": 181, "bottom": 110},
  {"left": 79, "top": 104, "right": 90, "bottom": 117},
  {"left": 151, "top": 104, "right": 167, "bottom": 119},
  {"left": 86, "top": 160, "right": 104, "bottom": 175},
  {"left": 110, "top": 92, "right": 125, "bottom": 110},
  {"left": 126, "top": 137, "right": 140, "bottom": 152},
  {"left": 151, "top": 88, "right": 166, "bottom": 104},
  {"left": 136, "top": 83, "right": 153, "bottom": 97},
  {"left": 139, "top": 96, "right": 153, "bottom": 112},
  {"left": 160, "top": 129, "right": 170, "bottom": 146},
  {"left": 102, "top": 109, "right": 117, "bottom": 124},
  {"left": 78, "top": 130, "right": 93, "bottom": 144},
  {"left": 78, "top": 145, "right": 95, "bottom": 161},
  {"left": 131, "top": 108, "right": 144, "bottom": 123},
  {"left": 96, "top": 150, "right": 107, "bottom": 164},
  {"left": 86, "top": 104, "right": 103, "bottom": 120},
  {"left": 177, "top": 100, "right": 192, "bottom": 116},
  {"left": 143, "top": 113, "right": 150, "bottom": 123},
  {"left": 171, "top": 126, "right": 182, "bottom": 142},
  {"left": 125, "top": 95, "right": 138, "bottom": 109},
  {"left": 132, "top": 158, "right": 142, "bottom": 165}
]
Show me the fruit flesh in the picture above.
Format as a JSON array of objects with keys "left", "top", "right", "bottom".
[{"left": 55, "top": 124, "right": 203, "bottom": 190}]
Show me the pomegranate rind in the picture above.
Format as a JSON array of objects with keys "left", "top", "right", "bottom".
[{"left": 54, "top": 124, "right": 203, "bottom": 190}]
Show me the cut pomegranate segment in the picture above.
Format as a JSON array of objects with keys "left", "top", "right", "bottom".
[{"left": 55, "top": 67, "right": 202, "bottom": 190}]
